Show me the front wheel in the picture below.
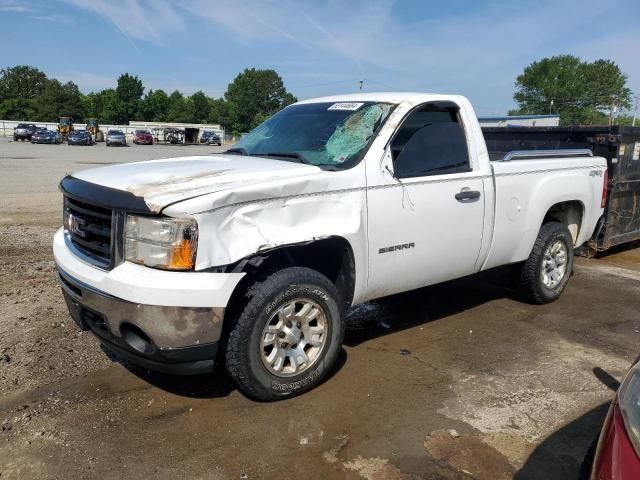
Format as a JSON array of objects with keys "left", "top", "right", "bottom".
[
  {"left": 519, "top": 221, "right": 575, "bottom": 304},
  {"left": 225, "top": 267, "right": 345, "bottom": 401}
]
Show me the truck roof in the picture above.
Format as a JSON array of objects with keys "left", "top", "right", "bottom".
[{"left": 295, "top": 92, "right": 442, "bottom": 105}]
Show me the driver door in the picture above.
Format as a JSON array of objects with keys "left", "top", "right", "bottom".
[{"left": 366, "top": 102, "right": 485, "bottom": 299}]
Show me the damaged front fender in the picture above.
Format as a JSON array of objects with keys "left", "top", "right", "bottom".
[{"left": 162, "top": 164, "right": 369, "bottom": 303}]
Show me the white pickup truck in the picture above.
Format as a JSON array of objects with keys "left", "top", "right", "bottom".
[{"left": 54, "top": 93, "right": 608, "bottom": 400}]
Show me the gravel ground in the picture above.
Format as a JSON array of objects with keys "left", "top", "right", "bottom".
[{"left": 1, "top": 137, "right": 639, "bottom": 479}]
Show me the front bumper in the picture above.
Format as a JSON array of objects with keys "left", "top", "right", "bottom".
[
  {"left": 53, "top": 228, "right": 245, "bottom": 375},
  {"left": 58, "top": 269, "right": 219, "bottom": 374}
]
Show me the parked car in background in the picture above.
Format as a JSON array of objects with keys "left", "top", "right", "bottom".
[
  {"left": 54, "top": 92, "right": 608, "bottom": 400},
  {"left": 133, "top": 130, "right": 153, "bottom": 145},
  {"left": 67, "top": 130, "right": 93, "bottom": 146},
  {"left": 106, "top": 130, "right": 127, "bottom": 147},
  {"left": 200, "top": 130, "right": 222, "bottom": 146},
  {"left": 591, "top": 357, "right": 640, "bottom": 479},
  {"left": 31, "top": 129, "right": 61, "bottom": 144},
  {"left": 13, "top": 123, "right": 37, "bottom": 141}
]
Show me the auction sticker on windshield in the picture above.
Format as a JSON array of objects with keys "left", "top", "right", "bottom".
[{"left": 328, "top": 102, "right": 364, "bottom": 111}]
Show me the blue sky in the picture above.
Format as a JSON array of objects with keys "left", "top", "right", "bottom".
[{"left": 1, "top": 0, "right": 638, "bottom": 116}]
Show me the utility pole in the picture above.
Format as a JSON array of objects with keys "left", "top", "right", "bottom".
[
  {"left": 549, "top": 99, "right": 554, "bottom": 115},
  {"left": 633, "top": 96, "right": 638, "bottom": 127},
  {"left": 609, "top": 100, "right": 616, "bottom": 127},
  {"left": 359, "top": 79, "right": 364, "bottom": 91}
]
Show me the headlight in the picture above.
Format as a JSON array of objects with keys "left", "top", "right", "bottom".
[
  {"left": 125, "top": 215, "right": 198, "bottom": 270},
  {"left": 619, "top": 362, "right": 640, "bottom": 456}
]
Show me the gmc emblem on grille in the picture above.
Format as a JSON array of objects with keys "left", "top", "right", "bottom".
[{"left": 67, "top": 213, "right": 86, "bottom": 237}]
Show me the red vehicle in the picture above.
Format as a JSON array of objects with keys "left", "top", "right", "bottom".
[
  {"left": 591, "top": 358, "right": 640, "bottom": 479},
  {"left": 133, "top": 130, "right": 153, "bottom": 145}
]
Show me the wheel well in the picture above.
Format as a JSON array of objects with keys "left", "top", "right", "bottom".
[
  {"left": 543, "top": 201, "right": 584, "bottom": 244},
  {"left": 227, "top": 237, "right": 356, "bottom": 309}
]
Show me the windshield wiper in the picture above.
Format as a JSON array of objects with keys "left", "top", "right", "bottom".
[
  {"left": 256, "top": 152, "right": 311, "bottom": 165},
  {"left": 225, "top": 147, "right": 249, "bottom": 155}
]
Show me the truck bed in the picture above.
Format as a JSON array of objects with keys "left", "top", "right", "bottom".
[{"left": 483, "top": 125, "right": 640, "bottom": 252}]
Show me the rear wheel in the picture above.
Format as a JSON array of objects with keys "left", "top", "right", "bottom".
[
  {"left": 519, "top": 221, "right": 574, "bottom": 304},
  {"left": 225, "top": 267, "right": 345, "bottom": 401}
]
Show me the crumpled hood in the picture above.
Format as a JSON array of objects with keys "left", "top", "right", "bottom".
[{"left": 72, "top": 154, "right": 322, "bottom": 212}]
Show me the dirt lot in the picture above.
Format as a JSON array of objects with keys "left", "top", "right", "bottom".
[{"left": 1, "top": 137, "right": 639, "bottom": 479}]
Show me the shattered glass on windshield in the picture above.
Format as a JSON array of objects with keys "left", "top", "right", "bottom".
[
  {"left": 231, "top": 102, "right": 394, "bottom": 168},
  {"left": 324, "top": 104, "right": 392, "bottom": 164}
]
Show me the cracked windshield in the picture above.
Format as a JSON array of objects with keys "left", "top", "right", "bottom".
[{"left": 231, "top": 102, "right": 393, "bottom": 166}]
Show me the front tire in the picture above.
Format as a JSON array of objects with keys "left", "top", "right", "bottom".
[
  {"left": 519, "top": 221, "right": 574, "bottom": 304},
  {"left": 225, "top": 267, "right": 345, "bottom": 401}
]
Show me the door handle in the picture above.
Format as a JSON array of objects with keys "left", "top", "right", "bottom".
[{"left": 455, "top": 190, "right": 481, "bottom": 201}]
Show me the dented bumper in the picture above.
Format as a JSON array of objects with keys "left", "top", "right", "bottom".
[
  {"left": 58, "top": 269, "right": 220, "bottom": 374},
  {"left": 53, "top": 227, "right": 245, "bottom": 374}
]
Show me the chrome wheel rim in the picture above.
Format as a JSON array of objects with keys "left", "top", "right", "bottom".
[
  {"left": 541, "top": 240, "right": 568, "bottom": 289},
  {"left": 260, "top": 298, "right": 328, "bottom": 377}
]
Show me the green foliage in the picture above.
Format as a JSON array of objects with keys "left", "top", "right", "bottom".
[
  {"left": 81, "top": 89, "right": 126, "bottom": 124},
  {"left": 0, "top": 65, "right": 297, "bottom": 130},
  {"left": 614, "top": 115, "right": 638, "bottom": 126},
  {"left": 512, "top": 55, "right": 632, "bottom": 125},
  {"left": 224, "top": 68, "right": 297, "bottom": 134},
  {"left": 166, "top": 91, "right": 195, "bottom": 123},
  {"left": 207, "top": 97, "right": 227, "bottom": 124},
  {"left": 0, "top": 65, "right": 48, "bottom": 100},
  {"left": 0, "top": 66, "right": 48, "bottom": 119},
  {"left": 141, "top": 89, "right": 170, "bottom": 122},
  {"left": 34, "top": 80, "right": 85, "bottom": 122},
  {"left": 116, "top": 73, "right": 144, "bottom": 123},
  {"left": 190, "top": 91, "right": 210, "bottom": 123}
]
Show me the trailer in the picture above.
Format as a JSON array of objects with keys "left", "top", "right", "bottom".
[{"left": 483, "top": 125, "right": 640, "bottom": 255}]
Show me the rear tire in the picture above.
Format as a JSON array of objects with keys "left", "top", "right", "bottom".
[
  {"left": 519, "top": 221, "right": 574, "bottom": 304},
  {"left": 225, "top": 267, "right": 345, "bottom": 401}
]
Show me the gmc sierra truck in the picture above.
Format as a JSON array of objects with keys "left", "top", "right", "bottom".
[{"left": 54, "top": 93, "right": 608, "bottom": 400}]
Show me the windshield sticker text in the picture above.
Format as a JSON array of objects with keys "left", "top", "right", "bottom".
[{"left": 328, "top": 102, "right": 364, "bottom": 111}]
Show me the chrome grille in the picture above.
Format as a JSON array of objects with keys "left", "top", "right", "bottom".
[{"left": 63, "top": 196, "right": 113, "bottom": 268}]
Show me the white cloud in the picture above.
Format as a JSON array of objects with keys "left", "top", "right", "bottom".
[
  {"left": 60, "top": 0, "right": 185, "bottom": 46},
  {"left": 0, "top": 0, "right": 29, "bottom": 12},
  {"left": 56, "top": 0, "right": 638, "bottom": 113},
  {"left": 144, "top": 77, "right": 224, "bottom": 98},
  {"left": 54, "top": 71, "right": 115, "bottom": 92},
  {"left": 31, "top": 13, "right": 73, "bottom": 23},
  {"left": 52, "top": 71, "right": 224, "bottom": 97}
]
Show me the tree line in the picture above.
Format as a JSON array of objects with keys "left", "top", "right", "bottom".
[
  {"left": 1, "top": 56, "right": 635, "bottom": 130},
  {"left": 510, "top": 55, "right": 634, "bottom": 126},
  {"left": 0, "top": 66, "right": 297, "bottom": 134}
]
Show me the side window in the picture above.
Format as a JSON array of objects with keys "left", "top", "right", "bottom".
[{"left": 390, "top": 104, "right": 470, "bottom": 178}]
